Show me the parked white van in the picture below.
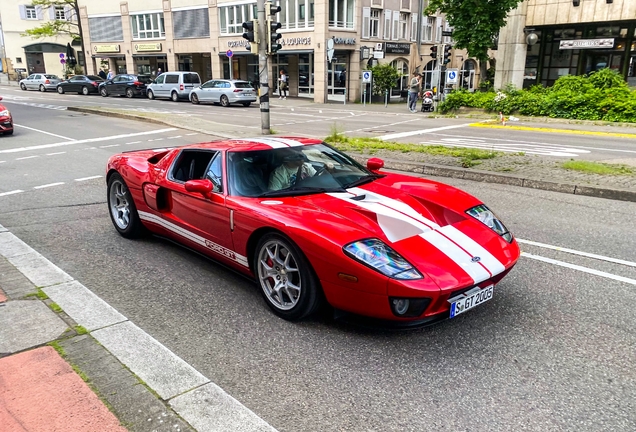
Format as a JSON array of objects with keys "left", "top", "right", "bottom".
[{"left": 147, "top": 72, "right": 201, "bottom": 102}]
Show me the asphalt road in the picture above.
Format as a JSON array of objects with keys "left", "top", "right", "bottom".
[{"left": 1, "top": 100, "right": 635, "bottom": 431}]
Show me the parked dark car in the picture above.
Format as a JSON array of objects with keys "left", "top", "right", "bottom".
[
  {"left": 98, "top": 74, "right": 152, "bottom": 98},
  {"left": 56, "top": 75, "right": 104, "bottom": 95}
]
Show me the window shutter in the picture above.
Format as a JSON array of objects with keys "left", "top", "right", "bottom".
[
  {"left": 65, "top": 6, "right": 74, "bottom": 21},
  {"left": 362, "top": 7, "right": 370, "bottom": 39},
  {"left": 411, "top": 13, "right": 417, "bottom": 42},
  {"left": 435, "top": 17, "right": 442, "bottom": 42},
  {"left": 35, "top": 5, "right": 43, "bottom": 20},
  {"left": 19, "top": 5, "right": 26, "bottom": 20},
  {"left": 48, "top": 7, "right": 55, "bottom": 20},
  {"left": 392, "top": 11, "right": 399, "bottom": 41},
  {"left": 383, "top": 10, "right": 391, "bottom": 40}
]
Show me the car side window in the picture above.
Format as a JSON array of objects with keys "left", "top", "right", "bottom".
[
  {"left": 34, "top": 75, "right": 41, "bottom": 80},
  {"left": 201, "top": 80, "right": 215, "bottom": 89},
  {"left": 26, "top": 75, "right": 35, "bottom": 80},
  {"left": 165, "top": 74, "right": 179, "bottom": 84},
  {"left": 155, "top": 75, "right": 164, "bottom": 84},
  {"left": 171, "top": 150, "right": 217, "bottom": 185},
  {"left": 71, "top": 76, "right": 83, "bottom": 81},
  {"left": 205, "top": 153, "right": 223, "bottom": 193}
]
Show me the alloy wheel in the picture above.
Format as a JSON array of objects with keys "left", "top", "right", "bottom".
[
  {"left": 109, "top": 179, "right": 131, "bottom": 230},
  {"left": 257, "top": 240, "right": 302, "bottom": 311},
  {"left": 39, "top": 84, "right": 46, "bottom": 92},
  {"left": 191, "top": 94, "right": 199, "bottom": 104},
  {"left": 220, "top": 95, "right": 229, "bottom": 107},
  {"left": 82, "top": 86, "right": 89, "bottom": 95}
]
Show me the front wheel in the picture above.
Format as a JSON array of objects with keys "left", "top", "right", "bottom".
[
  {"left": 220, "top": 95, "right": 230, "bottom": 107},
  {"left": 191, "top": 93, "right": 199, "bottom": 104},
  {"left": 57, "top": 86, "right": 64, "bottom": 94},
  {"left": 100, "top": 87, "right": 108, "bottom": 97},
  {"left": 147, "top": 90, "right": 154, "bottom": 100},
  {"left": 20, "top": 83, "right": 27, "bottom": 91},
  {"left": 39, "top": 84, "right": 46, "bottom": 92},
  {"left": 125, "top": 88, "right": 134, "bottom": 98},
  {"left": 254, "top": 233, "right": 322, "bottom": 320},
  {"left": 107, "top": 173, "right": 144, "bottom": 239}
]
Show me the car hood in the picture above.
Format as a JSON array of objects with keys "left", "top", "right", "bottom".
[{"left": 256, "top": 174, "right": 519, "bottom": 288}]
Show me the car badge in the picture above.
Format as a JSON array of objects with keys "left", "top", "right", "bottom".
[{"left": 471, "top": 256, "right": 481, "bottom": 263}]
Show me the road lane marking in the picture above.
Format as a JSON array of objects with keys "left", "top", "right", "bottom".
[
  {"left": 166, "top": 136, "right": 182, "bottom": 139},
  {"left": 75, "top": 175, "right": 103, "bottom": 182},
  {"left": 522, "top": 252, "right": 636, "bottom": 286},
  {"left": 13, "top": 123, "right": 74, "bottom": 140},
  {"left": 517, "top": 239, "right": 636, "bottom": 268},
  {"left": 0, "top": 190, "right": 23, "bottom": 197},
  {"left": 185, "top": 133, "right": 198, "bottom": 136},
  {"left": 46, "top": 151, "right": 66, "bottom": 156},
  {"left": 125, "top": 141, "right": 141, "bottom": 145},
  {"left": 99, "top": 144, "right": 120, "bottom": 148},
  {"left": 425, "top": 140, "right": 584, "bottom": 157},
  {"left": 379, "top": 123, "right": 473, "bottom": 141},
  {"left": 34, "top": 182, "right": 65, "bottom": 189},
  {"left": 15, "top": 155, "right": 39, "bottom": 160},
  {"left": 0, "top": 161, "right": 6, "bottom": 164},
  {"left": 0, "top": 128, "right": 178, "bottom": 154},
  {"left": 471, "top": 123, "right": 636, "bottom": 139}
]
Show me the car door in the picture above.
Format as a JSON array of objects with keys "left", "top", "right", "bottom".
[
  {"left": 113, "top": 75, "right": 128, "bottom": 95},
  {"left": 156, "top": 150, "right": 236, "bottom": 264},
  {"left": 198, "top": 80, "right": 216, "bottom": 102},
  {"left": 29, "top": 74, "right": 41, "bottom": 89},
  {"left": 69, "top": 76, "right": 83, "bottom": 92},
  {"left": 152, "top": 74, "right": 165, "bottom": 97}
]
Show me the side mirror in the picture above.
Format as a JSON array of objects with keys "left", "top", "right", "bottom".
[
  {"left": 185, "top": 179, "right": 213, "bottom": 196},
  {"left": 366, "top": 157, "right": 384, "bottom": 172}
]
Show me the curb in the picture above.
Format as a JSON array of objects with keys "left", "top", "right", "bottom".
[{"left": 68, "top": 106, "right": 635, "bottom": 203}]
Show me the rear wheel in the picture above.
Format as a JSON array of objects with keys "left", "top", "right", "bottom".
[
  {"left": 254, "top": 233, "right": 323, "bottom": 320},
  {"left": 125, "top": 88, "right": 134, "bottom": 98},
  {"left": 82, "top": 86, "right": 89, "bottom": 95},
  {"left": 100, "top": 87, "right": 108, "bottom": 97},
  {"left": 20, "top": 83, "right": 27, "bottom": 91},
  {"left": 171, "top": 91, "right": 179, "bottom": 102},
  {"left": 242, "top": 102, "right": 251, "bottom": 107},
  {"left": 220, "top": 95, "right": 230, "bottom": 107},
  {"left": 191, "top": 93, "right": 199, "bottom": 104},
  {"left": 147, "top": 90, "right": 155, "bottom": 100},
  {"left": 57, "top": 86, "right": 64, "bottom": 94},
  {"left": 107, "top": 173, "right": 144, "bottom": 239},
  {"left": 39, "top": 84, "right": 46, "bottom": 92}
]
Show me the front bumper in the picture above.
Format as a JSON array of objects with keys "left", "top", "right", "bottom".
[{"left": 0, "top": 116, "right": 13, "bottom": 132}]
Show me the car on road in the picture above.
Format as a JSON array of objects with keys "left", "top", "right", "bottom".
[
  {"left": 147, "top": 71, "right": 201, "bottom": 102},
  {"left": 99, "top": 74, "right": 151, "bottom": 98},
  {"left": 189, "top": 79, "right": 256, "bottom": 107},
  {"left": 19, "top": 74, "right": 62, "bottom": 92},
  {"left": 106, "top": 138, "right": 520, "bottom": 324},
  {"left": 0, "top": 96, "right": 13, "bottom": 135},
  {"left": 56, "top": 75, "right": 104, "bottom": 95}
]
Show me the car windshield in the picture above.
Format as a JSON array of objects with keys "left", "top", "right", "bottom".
[
  {"left": 228, "top": 143, "right": 378, "bottom": 198},
  {"left": 234, "top": 82, "right": 253, "bottom": 89}
]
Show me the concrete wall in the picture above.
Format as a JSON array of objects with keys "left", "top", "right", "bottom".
[{"left": 526, "top": 0, "right": 636, "bottom": 26}]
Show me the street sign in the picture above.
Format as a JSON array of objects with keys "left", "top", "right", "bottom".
[
  {"left": 362, "top": 71, "right": 372, "bottom": 83},
  {"left": 59, "top": 53, "right": 65, "bottom": 59},
  {"left": 326, "top": 38, "right": 335, "bottom": 62},
  {"left": 442, "top": 30, "right": 453, "bottom": 37},
  {"left": 446, "top": 69, "right": 459, "bottom": 85},
  {"left": 226, "top": 49, "right": 233, "bottom": 58}
]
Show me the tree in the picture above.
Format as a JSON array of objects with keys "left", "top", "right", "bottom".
[
  {"left": 369, "top": 63, "right": 401, "bottom": 97},
  {"left": 21, "top": 0, "right": 85, "bottom": 68},
  {"left": 425, "top": 0, "right": 523, "bottom": 80}
]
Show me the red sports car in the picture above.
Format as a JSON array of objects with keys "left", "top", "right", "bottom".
[
  {"left": 0, "top": 97, "right": 13, "bottom": 135},
  {"left": 106, "top": 137, "right": 519, "bottom": 323}
]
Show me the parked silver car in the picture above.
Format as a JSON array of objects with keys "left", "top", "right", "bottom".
[
  {"left": 146, "top": 72, "right": 201, "bottom": 102},
  {"left": 19, "top": 74, "right": 62, "bottom": 92},
  {"left": 189, "top": 79, "right": 257, "bottom": 107}
]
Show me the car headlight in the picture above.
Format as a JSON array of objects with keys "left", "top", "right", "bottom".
[
  {"left": 343, "top": 239, "right": 423, "bottom": 280},
  {"left": 0, "top": 109, "right": 9, "bottom": 117},
  {"left": 466, "top": 204, "right": 513, "bottom": 243}
]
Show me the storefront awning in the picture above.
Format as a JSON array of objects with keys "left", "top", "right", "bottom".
[{"left": 132, "top": 54, "right": 167, "bottom": 57}]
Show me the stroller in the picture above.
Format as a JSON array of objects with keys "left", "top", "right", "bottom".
[{"left": 421, "top": 91, "right": 434, "bottom": 112}]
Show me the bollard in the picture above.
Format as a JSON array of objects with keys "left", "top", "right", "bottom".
[
  {"left": 385, "top": 89, "right": 388, "bottom": 108},
  {"left": 363, "top": 88, "right": 366, "bottom": 107}
]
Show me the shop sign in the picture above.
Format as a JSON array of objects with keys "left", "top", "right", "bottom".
[
  {"left": 134, "top": 43, "right": 162, "bottom": 52},
  {"left": 281, "top": 37, "right": 311, "bottom": 46},
  {"left": 333, "top": 37, "right": 356, "bottom": 45},
  {"left": 227, "top": 40, "right": 249, "bottom": 48},
  {"left": 559, "top": 38, "right": 614, "bottom": 50},
  {"left": 94, "top": 44, "right": 120, "bottom": 53},
  {"left": 385, "top": 43, "right": 410, "bottom": 55}
]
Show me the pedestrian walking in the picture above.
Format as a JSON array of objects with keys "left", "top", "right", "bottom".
[
  {"left": 106, "top": 69, "right": 114, "bottom": 80},
  {"left": 408, "top": 71, "right": 420, "bottom": 113},
  {"left": 98, "top": 69, "right": 107, "bottom": 80},
  {"left": 278, "top": 69, "right": 288, "bottom": 100}
]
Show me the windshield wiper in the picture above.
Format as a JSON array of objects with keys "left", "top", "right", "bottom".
[
  {"left": 257, "top": 186, "right": 345, "bottom": 198},
  {"left": 342, "top": 174, "right": 384, "bottom": 189}
]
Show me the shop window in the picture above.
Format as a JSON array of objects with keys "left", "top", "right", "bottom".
[
  {"left": 390, "top": 58, "right": 409, "bottom": 96},
  {"left": 329, "top": 0, "right": 354, "bottom": 29},
  {"left": 16, "top": 57, "right": 22, "bottom": 63},
  {"left": 131, "top": 13, "right": 165, "bottom": 39}
]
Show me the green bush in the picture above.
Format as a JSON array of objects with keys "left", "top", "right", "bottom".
[{"left": 439, "top": 68, "right": 636, "bottom": 123}]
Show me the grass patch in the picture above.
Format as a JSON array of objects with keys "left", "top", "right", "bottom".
[
  {"left": 75, "top": 325, "right": 89, "bottom": 335},
  {"left": 562, "top": 160, "right": 635, "bottom": 175},
  {"left": 49, "top": 302, "right": 63, "bottom": 313},
  {"left": 325, "top": 134, "right": 502, "bottom": 168},
  {"left": 25, "top": 288, "right": 49, "bottom": 300},
  {"left": 49, "top": 340, "right": 66, "bottom": 357}
]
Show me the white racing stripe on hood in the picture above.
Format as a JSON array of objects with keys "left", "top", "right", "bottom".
[
  {"left": 139, "top": 211, "right": 249, "bottom": 267},
  {"left": 328, "top": 188, "right": 504, "bottom": 284},
  {"left": 246, "top": 138, "right": 303, "bottom": 148}
]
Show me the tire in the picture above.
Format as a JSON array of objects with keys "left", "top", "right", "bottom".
[
  {"left": 254, "top": 233, "right": 322, "bottom": 320},
  {"left": 171, "top": 91, "right": 179, "bottom": 102},
  {"left": 147, "top": 90, "right": 154, "bottom": 100},
  {"left": 20, "top": 83, "right": 27, "bottom": 91},
  {"left": 220, "top": 95, "right": 230, "bottom": 107},
  {"left": 82, "top": 86, "right": 89, "bottom": 95},
  {"left": 126, "top": 88, "right": 134, "bottom": 98},
  {"left": 100, "top": 87, "right": 108, "bottom": 97},
  {"left": 107, "top": 173, "right": 144, "bottom": 239},
  {"left": 57, "top": 86, "right": 64, "bottom": 94},
  {"left": 191, "top": 93, "right": 199, "bottom": 104},
  {"left": 242, "top": 102, "right": 251, "bottom": 107},
  {"left": 39, "top": 84, "right": 46, "bottom": 92}
]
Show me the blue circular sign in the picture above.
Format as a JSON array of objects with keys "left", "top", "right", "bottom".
[
  {"left": 59, "top": 53, "right": 65, "bottom": 59},
  {"left": 448, "top": 71, "right": 457, "bottom": 79},
  {"left": 226, "top": 50, "right": 233, "bottom": 58},
  {"left": 363, "top": 71, "right": 371, "bottom": 80}
]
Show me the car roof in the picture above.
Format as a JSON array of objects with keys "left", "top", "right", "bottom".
[{"left": 177, "top": 137, "right": 323, "bottom": 152}]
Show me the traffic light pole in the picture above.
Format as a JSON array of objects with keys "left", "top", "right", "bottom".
[{"left": 257, "top": 0, "right": 270, "bottom": 134}]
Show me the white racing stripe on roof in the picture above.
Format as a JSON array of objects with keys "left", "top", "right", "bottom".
[
  {"left": 267, "top": 137, "right": 305, "bottom": 147},
  {"left": 246, "top": 138, "right": 295, "bottom": 148},
  {"left": 139, "top": 211, "right": 249, "bottom": 267}
]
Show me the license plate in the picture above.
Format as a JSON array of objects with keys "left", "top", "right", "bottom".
[
  {"left": 244, "top": 92, "right": 252, "bottom": 96},
  {"left": 448, "top": 285, "right": 494, "bottom": 318}
]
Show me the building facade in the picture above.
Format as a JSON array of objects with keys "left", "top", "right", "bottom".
[
  {"left": 1, "top": 0, "right": 480, "bottom": 102},
  {"left": 496, "top": 0, "right": 636, "bottom": 89}
]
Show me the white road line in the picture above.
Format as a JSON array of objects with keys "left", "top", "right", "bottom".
[
  {"left": 75, "top": 175, "right": 103, "bottom": 182},
  {"left": 0, "top": 128, "right": 178, "bottom": 154},
  {"left": 378, "top": 124, "right": 473, "bottom": 141},
  {"left": 125, "top": 141, "right": 142, "bottom": 145},
  {"left": 99, "top": 144, "right": 120, "bottom": 148},
  {"left": 34, "top": 182, "right": 65, "bottom": 189},
  {"left": 0, "top": 190, "right": 23, "bottom": 197},
  {"left": 46, "top": 151, "right": 66, "bottom": 156},
  {"left": 15, "top": 155, "right": 39, "bottom": 161},
  {"left": 185, "top": 133, "right": 198, "bottom": 136},
  {"left": 0, "top": 161, "right": 5, "bottom": 164},
  {"left": 167, "top": 136, "right": 182, "bottom": 139},
  {"left": 13, "top": 123, "right": 74, "bottom": 141},
  {"left": 517, "top": 239, "right": 636, "bottom": 268},
  {"left": 522, "top": 252, "right": 636, "bottom": 286}
]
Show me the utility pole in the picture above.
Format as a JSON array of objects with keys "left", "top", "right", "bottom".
[{"left": 256, "top": 0, "right": 269, "bottom": 134}]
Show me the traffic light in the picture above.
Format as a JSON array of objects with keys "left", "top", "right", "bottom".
[
  {"left": 430, "top": 45, "right": 438, "bottom": 59},
  {"left": 242, "top": 20, "right": 259, "bottom": 54},
  {"left": 266, "top": 1, "right": 282, "bottom": 54},
  {"left": 443, "top": 44, "right": 451, "bottom": 64}
]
